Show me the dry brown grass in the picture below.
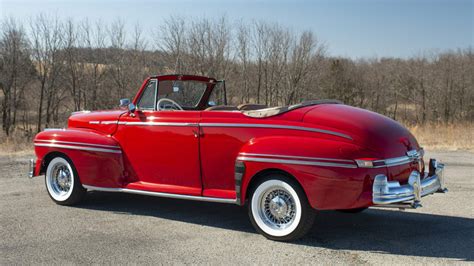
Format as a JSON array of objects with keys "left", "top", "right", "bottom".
[
  {"left": 0, "top": 132, "right": 34, "bottom": 156},
  {"left": 407, "top": 122, "right": 474, "bottom": 151}
]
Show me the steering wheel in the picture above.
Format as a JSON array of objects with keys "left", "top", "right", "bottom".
[{"left": 157, "top": 98, "right": 184, "bottom": 111}]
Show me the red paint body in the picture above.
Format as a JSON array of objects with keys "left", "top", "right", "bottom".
[{"left": 32, "top": 75, "right": 423, "bottom": 210}]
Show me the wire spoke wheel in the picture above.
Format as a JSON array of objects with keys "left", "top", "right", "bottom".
[
  {"left": 45, "top": 156, "right": 81, "bottom": 203},
  {"left": 250, "top": 177, "right": 305, "bottom": 239}
]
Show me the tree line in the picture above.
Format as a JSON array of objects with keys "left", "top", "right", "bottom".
[{"left": 0, "top": 15, "right": 472, "bottom": 138}]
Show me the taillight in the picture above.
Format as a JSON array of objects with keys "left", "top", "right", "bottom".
[
  {"left": 355, "top": 159, "right": 374, "bottom": 168},
  {"left": 355, "top": 158, "right": 385, "bottom": 168}
]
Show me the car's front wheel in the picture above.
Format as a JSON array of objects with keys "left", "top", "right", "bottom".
[
  {"left": 248, "top": 174, "right": 315, "bottom": 241},
  {"left": 45, "top": 155, "right": 86, "bottom": 205}
]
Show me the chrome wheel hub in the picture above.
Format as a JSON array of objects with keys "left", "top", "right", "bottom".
[
  {"left": 52, "top": 165, "right": 71, "bottom": 192},
  {"left": 260, "top": 188, "right": 296, "bottom": 229},
  {"left": 269, "top": 196, "right": 288, "bottom": 218}
]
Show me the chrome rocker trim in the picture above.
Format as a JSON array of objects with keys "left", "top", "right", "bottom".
[
  {"left": 83, "top": 185, "right": 238, "bottom": 204},
  {"left": 372, "top": 159, "right": 446, "bottom": 208}
]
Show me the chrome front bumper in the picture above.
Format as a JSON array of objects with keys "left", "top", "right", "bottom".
[
  {"left": 373, "top": 159, "right": 447, "bottom": 208},
  {"left": 28, "top": 159, "right": 36, "bottom": 178}
]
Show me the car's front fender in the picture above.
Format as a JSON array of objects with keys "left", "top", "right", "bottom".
[{"left": 33, "top": 128, "right": 124, "bottom": 188}]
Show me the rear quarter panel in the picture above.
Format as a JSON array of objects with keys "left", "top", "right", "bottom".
[
  {"left": 199, "top": 109, "right": 383, "bottom": 209},
  {"left": 237, "top": 136, "right": 385, "bottom": 209}
]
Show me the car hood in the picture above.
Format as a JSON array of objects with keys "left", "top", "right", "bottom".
[
  {"left": 303, "top": 104, "right": 420, "bottom": 158},
  {"left": 68, "top": 110, "right": 126, "bottom": 135}
]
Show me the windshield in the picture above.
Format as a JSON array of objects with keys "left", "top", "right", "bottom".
[{"left": 157, "top": 80, "right": 208, "bottom": 108}]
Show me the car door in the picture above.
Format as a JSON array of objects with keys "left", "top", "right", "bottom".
[{"left": 116, "top": 78, "right": 202, "bottom": 196}]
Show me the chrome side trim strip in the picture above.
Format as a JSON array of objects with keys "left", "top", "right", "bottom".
[
  {"left": 200, "top": 123, "right": 352, "bottom": 140},
  {"left": 372, "top": 152, "right": 423, "bottom": 168},
  {"left": 34, "top": 143, "right": 122, "bottom": 154},
  {"left": 237, "top": 156, "right": 357, "bottom": 168},
  {"left": 358, "top": 149, "right": 424, "bottom": 168},
  {"left": 119, "top": 121, "right": 199, "bottom": 127},
  {"left": 374, "top": 157, "right": 413, "bottom": 168},
  {"left": 89, "top": 120, "right": 118, "bottom": 125},
  {"left": 238, "top": 152, "right": 355, "bottom": 163},
  {"left": 101, "top": 120, "right": 119, "bottom": 125},
  {"left": 115, "top": 121, "right": 351, "bottom": 139},
  {"left": 34, "top": 140, "right": 121, "bottom": 149},
  {"left": 83, "top": 185, "right": 237, "bottom": 204}
]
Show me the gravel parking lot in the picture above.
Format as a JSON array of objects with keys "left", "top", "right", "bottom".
[{"left": 1, "top": 150, "right": 473, "bottom": 264}]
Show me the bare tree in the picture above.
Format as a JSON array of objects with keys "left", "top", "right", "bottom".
[
  {"left": 0, "top": 18, "right": 34, "bottom": 136},
  {"left": 63, "top": 18, "right": 85, "bottom": 111},
  {"left": 236, "top": 23, "right": 251, "bottom": 102},
  {"left": 1, "top": 14, "right": 473, "bottom": 139},
  {"left": 81, "top": 19, "right": 107, "bottom": 109},
  {"left": 29, "top": 14, "right": 65, "bottom": 131},
  {"left": 108, "top": 18, "right": 128, "bottom": 98},
  {"left": 158, "top": 16, "right": 187, "bottom": 73}
]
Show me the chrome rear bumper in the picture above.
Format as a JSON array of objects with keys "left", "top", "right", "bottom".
[{"left": 372, "top": 159, "right": 446, "bottom": 208}]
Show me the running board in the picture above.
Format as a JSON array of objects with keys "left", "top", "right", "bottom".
[{"left": 82, "top": 185, "right": 238, "bottom": 204}]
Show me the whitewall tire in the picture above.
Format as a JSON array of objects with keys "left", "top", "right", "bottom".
[
  {"left": 45, "top": 156, "right": 85, "bottom": 205},
  {"left": 248, "top": 174, "right": 315, "bottom": 241}
]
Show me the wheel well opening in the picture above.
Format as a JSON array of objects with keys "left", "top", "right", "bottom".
[
  {"left": 40, "top": 151, "right": 68, "bottom": 174},
  {"left": 245, "top": 168, "right": 304, "bottom": 201}
]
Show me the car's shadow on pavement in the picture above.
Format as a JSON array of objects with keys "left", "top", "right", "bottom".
[{"left": 77, "top": 191, "right": 473, "bottom": 261}]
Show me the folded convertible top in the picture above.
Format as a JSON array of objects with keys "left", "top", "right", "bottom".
[{"left": 241, "top": 99, "right": 343, "bottom": 118}]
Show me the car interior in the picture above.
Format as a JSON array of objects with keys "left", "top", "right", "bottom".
[{"left": 138, "top": 77, "right": 342, "bottom": 118}]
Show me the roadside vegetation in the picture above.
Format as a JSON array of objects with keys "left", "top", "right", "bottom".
[{"left": 0, "top": 15, "right": 473, "bottom": 152}]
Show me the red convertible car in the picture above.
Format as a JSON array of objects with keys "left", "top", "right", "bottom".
[{"left": 29, "top": 74, "right": 447, "bottom": 241}]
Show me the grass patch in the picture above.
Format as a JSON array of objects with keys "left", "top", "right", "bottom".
[
  {"left": 0, "top": 131, "right": 34, "bottom": 156},
  {"left": 406, "top": 122, "right": 474, "bottom": 151}
]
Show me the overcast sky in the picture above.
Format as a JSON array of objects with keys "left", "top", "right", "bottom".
[{"left": 1, "top": 0, "right": 472, "bottom": 58}]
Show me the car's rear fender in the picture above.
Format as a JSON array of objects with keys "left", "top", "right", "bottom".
[
  {"left": 236, "top": 136, "right": 384, "bottom": 210},
  {"left": 33, "top": 128, "right": 124, "bottom": 188}
]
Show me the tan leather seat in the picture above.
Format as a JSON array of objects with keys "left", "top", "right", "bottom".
[
  {"left": 237, "top": 104, "right": 268, "bottom": 111},
  {"left": 205, "top": 105, "right": 239, "bottom": 111}
]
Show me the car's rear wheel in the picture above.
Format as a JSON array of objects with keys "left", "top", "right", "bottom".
[
  {"left": 248, "top": 174, "right": 315, "bottom": 241},
  {"left": 45, "top": 156, "right": 86, "bottom": 205}
]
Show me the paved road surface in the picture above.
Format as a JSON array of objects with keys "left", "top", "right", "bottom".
[{"left": 1, "top": 151, "right": 473, "bottom": 264}]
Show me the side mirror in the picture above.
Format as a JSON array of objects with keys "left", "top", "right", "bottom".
[
  {"left": 128, "top": 103, "right": 136, "bottom": 113},
  {"left": 119, "top": 98, "right": 130, "bottom": 107},
  {"left": 208, "top": 101, "right": 217, "bottom": 107}
]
